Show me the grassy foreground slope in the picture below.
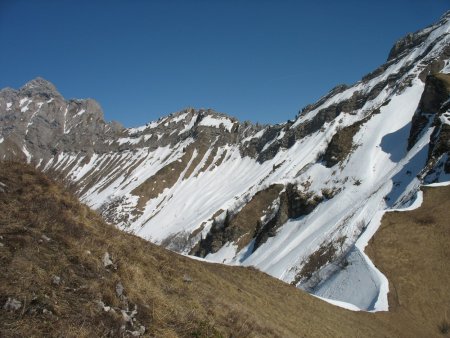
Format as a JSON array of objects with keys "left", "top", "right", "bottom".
[
  {"left": 0, "top": 162, "right": 448, "bottom": 337},
  {"left": 366, "top": 184, "right": 450, "bottom": 337}
]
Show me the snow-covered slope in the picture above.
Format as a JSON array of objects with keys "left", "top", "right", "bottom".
[{"left": 1, "top": 12, "right": 450, "bottom": 311}]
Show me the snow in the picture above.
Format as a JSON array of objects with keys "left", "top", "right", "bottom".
[
  {"left": 424, "top": 154, "right": 450, "bottom": 183},
  {"left": 6, "top": 102, "right": 12, "bottom": 110},
  {"left": 74, "top": 109, "right": 86, "bottom": 117},
  {"left": 20, "top": 98, "right": 31, "bottom": 112},
  {"left": 26, "top": 102, "right": 44, "bottom": 135},
  {"left": 67, "top": 153, "right": 99, "bottom": 181},
  {"left": 443, "top": 59, "right": 450, "bottom": 73},
  {"left": 439, "top": 112, "right": 450, "bottom": 125},
  {"left": 63, "top": 106, "right": 69, "bottom": 134},
  {"left": 312, "top": 83, "right": 432, "bottom": 311},
  {"left": 260, "top": 130, "right": 288, "bottom": 152},
  {"left": 242, "top": 128, "right": 266, "bottom": 143},
  {"left": 170, "top": 112, "right": 188, "bottom": 124},
  {"left": 313, "top": 295, "right": 361, "bottom": 311},
  {"left": 22, "top": 145, "right": 32, "bottom": 163},
  {"left": 0, "top": 137, "right": 3, "bottom": 144},
  {"left": 425, "top": 180, "right": 450, "bottom": 187},
  {"left": 238, "top": 79, "right": 429, "bottom": 311},
  {"left": 185, "top": 254, "right": 210, "bottom": 262},
  {"left": 179, "top": 115, "right": 197, "bottom": 134},
  {"left": 205, "top": 242, "right": 238, "bottom": 264},
  {"left": 117, "top": 137, "right": 143, "bottom": 145},
  {"left": 199, "top": 115, "right": 234, "bottom": 132},
  {"left": 76, "top": 140, "right": 194, "bottom": 213},
  {"left": 276, "top": 130, "right": 286, "bottom": 141},
  {"left": 292, "top": 15, "right": 450, "bottom": 130},
  {"left": 257, "top": 129, "right": 288, "bottom": 152},
  {"left": 292, "top": 87, "right": 359, "bottom": 128},
  {"left": 128, "top": 124, "right": 149, "bottom": 134},
  {"left": 127, "top": 117, "right": 168, "bottom": 134},
  {"left": 127, "top": 147, "right": 272, "bottom": 243},
  {"left": 314, "top": 247, "right": 383, "bottom": 311},
  {"left": 393, "top": 190, "right": 423, "bottom": 211}
]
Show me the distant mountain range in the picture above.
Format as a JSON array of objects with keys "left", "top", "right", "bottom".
[{"left": 1, "top": 11, "right": 449, "bottom": 311}]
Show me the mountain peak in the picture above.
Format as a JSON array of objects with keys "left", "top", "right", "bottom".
[
  {"left": 387, "top": 11, "right": 450, "bottom": 62},
  {"left": 20, "top": 77, "right": 62, "bottom": 98}
]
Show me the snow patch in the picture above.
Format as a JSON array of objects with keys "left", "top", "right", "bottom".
[
  {"left": 205, "top": 242, "right": 238, "bottom": 264},
  {"left": 199, "top": 115, "right": 234, "bottom": 132},
  {"left": 22, "top": 146, "right": 32, "bottom": 163},
  {"left": 313, "top": 295, "right": 362, "bottom": 311},
  {"left": 74, "top": 109, "right": 86, "bottom": 117},
  {"left": 26, "top": 103, "right": 44, "bottom": 135},
  {"left": 439, "top": 112, "right": 450, "bottom": 125},
  {"left": 63, "top": 106, "right": 69, "bottom": 134},
  {"left": 20, "top": 98, "right": 31, "bottom": 112},
  {"left": 170, "top": 112, "right": 188, "bottom": 124},
  {"left": 117, "top": 137, "right": 143, "bottom": 145},
  {"left": 179, "top": 115, "right": 197, "bottom": 134},
  {"left": 128, "top": 125, "right": 148, "bottom": 134},
  {"left": 425, "top": 180, "right": 450, "bottom": 187},
  {"left": 242, "top": 128, "right": 266, "bottom": 142}
]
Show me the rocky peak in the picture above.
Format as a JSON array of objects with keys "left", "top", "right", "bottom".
[
  {"left": 19, "top": 77, "right": 62, "bottom": 99},
  {"left": 387, "top": 11, "right": 450, "bottom": 62},
  {"left": 387, "top": 33, "right": 426, "bottom": 62}
]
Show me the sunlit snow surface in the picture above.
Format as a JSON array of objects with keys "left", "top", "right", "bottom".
[{"left": 198, "top": 115, "right": 235, "bottom": 132}]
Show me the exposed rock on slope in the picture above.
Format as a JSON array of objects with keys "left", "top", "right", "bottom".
[
  {"left": 409, "top": 72, "right": 450, "bottom": 181},
  {"left": 1, "top": 12, "right": 450, "bottom": 310}
]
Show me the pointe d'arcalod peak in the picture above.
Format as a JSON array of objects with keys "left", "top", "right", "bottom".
[{"left": 1, "top": 12, "right": 449, "bottom": 311}]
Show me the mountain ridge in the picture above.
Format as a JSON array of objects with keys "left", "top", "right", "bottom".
[{"left": 1, "top": 11, "right": 449, "bottom": 311}]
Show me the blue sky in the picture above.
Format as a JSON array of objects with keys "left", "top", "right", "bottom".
[{"left": 0, "top": 1, "right": 448, "bottom": 127}]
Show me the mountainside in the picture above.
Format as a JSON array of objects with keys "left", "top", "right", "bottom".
[
  {"left": 1, "top": 162, "right": 449, "bottom": 337},
  {"left": 1, "top": 12, "right": 450, "bottom": 310}
]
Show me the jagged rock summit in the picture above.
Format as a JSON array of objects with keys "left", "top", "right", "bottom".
[
  {"left": 1, "top": 11, "right": 450, "bottom": 311},
  {"left": 19, "top": 77, "right": 62, "bottom": 98}
]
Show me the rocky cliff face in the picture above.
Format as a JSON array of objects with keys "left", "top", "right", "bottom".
[{"left": 1, "top": 11, "right": 450, "bottom": 311}]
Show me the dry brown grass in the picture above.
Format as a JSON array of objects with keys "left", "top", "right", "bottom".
[
  {"left": 365, "top": 184, "right": 450, "bottom": 337},
  {"left": 0, "top": 161, "right": 449, "bottom": 337},
  {"left": 434, "top": 73, "right": 450, "bottom": 92},
  {"left": 229, "top": 184, "right": 283, "bottom": 250}
]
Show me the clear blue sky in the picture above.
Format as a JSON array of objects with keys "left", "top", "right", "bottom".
[{"left": 0, "top": 1, "right": 448, "bottom": 127}]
